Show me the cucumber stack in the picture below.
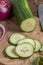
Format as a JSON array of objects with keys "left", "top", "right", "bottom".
[
  {"left": 5, "top": 33, "right": 42, "bottom": 59},
  {"left": 12, "top": 0, "right": 37, "bottom": 32}
]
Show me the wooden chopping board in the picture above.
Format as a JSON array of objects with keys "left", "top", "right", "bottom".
[{"left": 0, "top": 17, "right": 43, "bottom": 65}]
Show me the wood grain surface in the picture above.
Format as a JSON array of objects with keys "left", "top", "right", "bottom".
[{"left": 0, "top": 0, "right": 43, "bottom": 65}]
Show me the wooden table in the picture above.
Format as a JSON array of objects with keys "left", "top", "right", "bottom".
[{"left": 0, "top": 0, "right": 43, "bottom": 65}]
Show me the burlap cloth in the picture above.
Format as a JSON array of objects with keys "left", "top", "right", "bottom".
[{"left": 0, "top": 17, "right": 43, "bottom": 65}]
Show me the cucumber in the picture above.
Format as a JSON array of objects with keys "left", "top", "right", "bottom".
[
  {"left": 12, "top": 0, "right": 37, "bottom": 32},
  {"left": 32, "top": 57, "right": 40, "bottom": 65},
  {"left": 9, "top": 33, "right": 25, "bottom": 45},
  {"left": 5, "top": 46, "right": 19, "bottom": 58},
  {"left": 16, "top": 43, "right": 34, "bottom": 58},
  {"left": 34, "top": 40, "right": 41, "bottom": 52},
  {"left": 40, "top": 46, "right": 43, "bottom": 52},
  {"left": 18, "top": 38, "right": 35, "bottom": 48}
]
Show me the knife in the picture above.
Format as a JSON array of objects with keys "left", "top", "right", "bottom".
[{"left": 38, "top": 4, "right": 43, "bottom": 31}]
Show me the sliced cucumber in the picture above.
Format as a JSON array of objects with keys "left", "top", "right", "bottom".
[
  {"left": 40, "top": 46, "right": 43, "bottom": 52},
  {"left": 5, "top": 46, "right": 19, "bottom": 58},
  {"left": 9, "top": 33, "right": 25, "bottom": 45},
  {"left": 18, "top": 38, "right": 35, "bottom": 48},
  {"left": 16, "top": 43, "right": 34, "bottom": 58},
  {"left": 20, "top": 18, "right": 37, "bottom": 32},
  {"left": 34, "top": 40, "right": 41, "bottom": 52}
]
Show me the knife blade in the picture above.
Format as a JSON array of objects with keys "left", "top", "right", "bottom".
[{"left": 38, "top": 4, "right": 43, "bottom": 31}]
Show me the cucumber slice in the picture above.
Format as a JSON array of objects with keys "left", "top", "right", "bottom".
[
  {"left": 9, "top": 33, "right": 25, "bottom": 45},
  {"left": 34, "top": 40, "right": 41, "bottom": 52},
  {"left": 40, "top": 46, "right": 43, "bottom": 52},
  {"left": 16, "top": 43, "right": 34, "bottom": 58},
  {"left": 5, "top": 46, "right": 19, "bottom": 58},
  {"left": 18, "top": 38, "right": 35, "bottom": 48}
]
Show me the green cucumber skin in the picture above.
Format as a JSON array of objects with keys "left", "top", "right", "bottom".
[
  {"left": 18, "top": 0, "right": 33, "bottom": 18},
  {"left": 13, "top": 0, "right": 34, "bottom": 25},
  {"left": 23, "top": 0, "right": 33, "bottom": 17}
]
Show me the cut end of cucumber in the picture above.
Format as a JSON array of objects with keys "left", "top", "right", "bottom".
[{"left": 20, "top": 18, "right": 37, "bottom": 32}]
